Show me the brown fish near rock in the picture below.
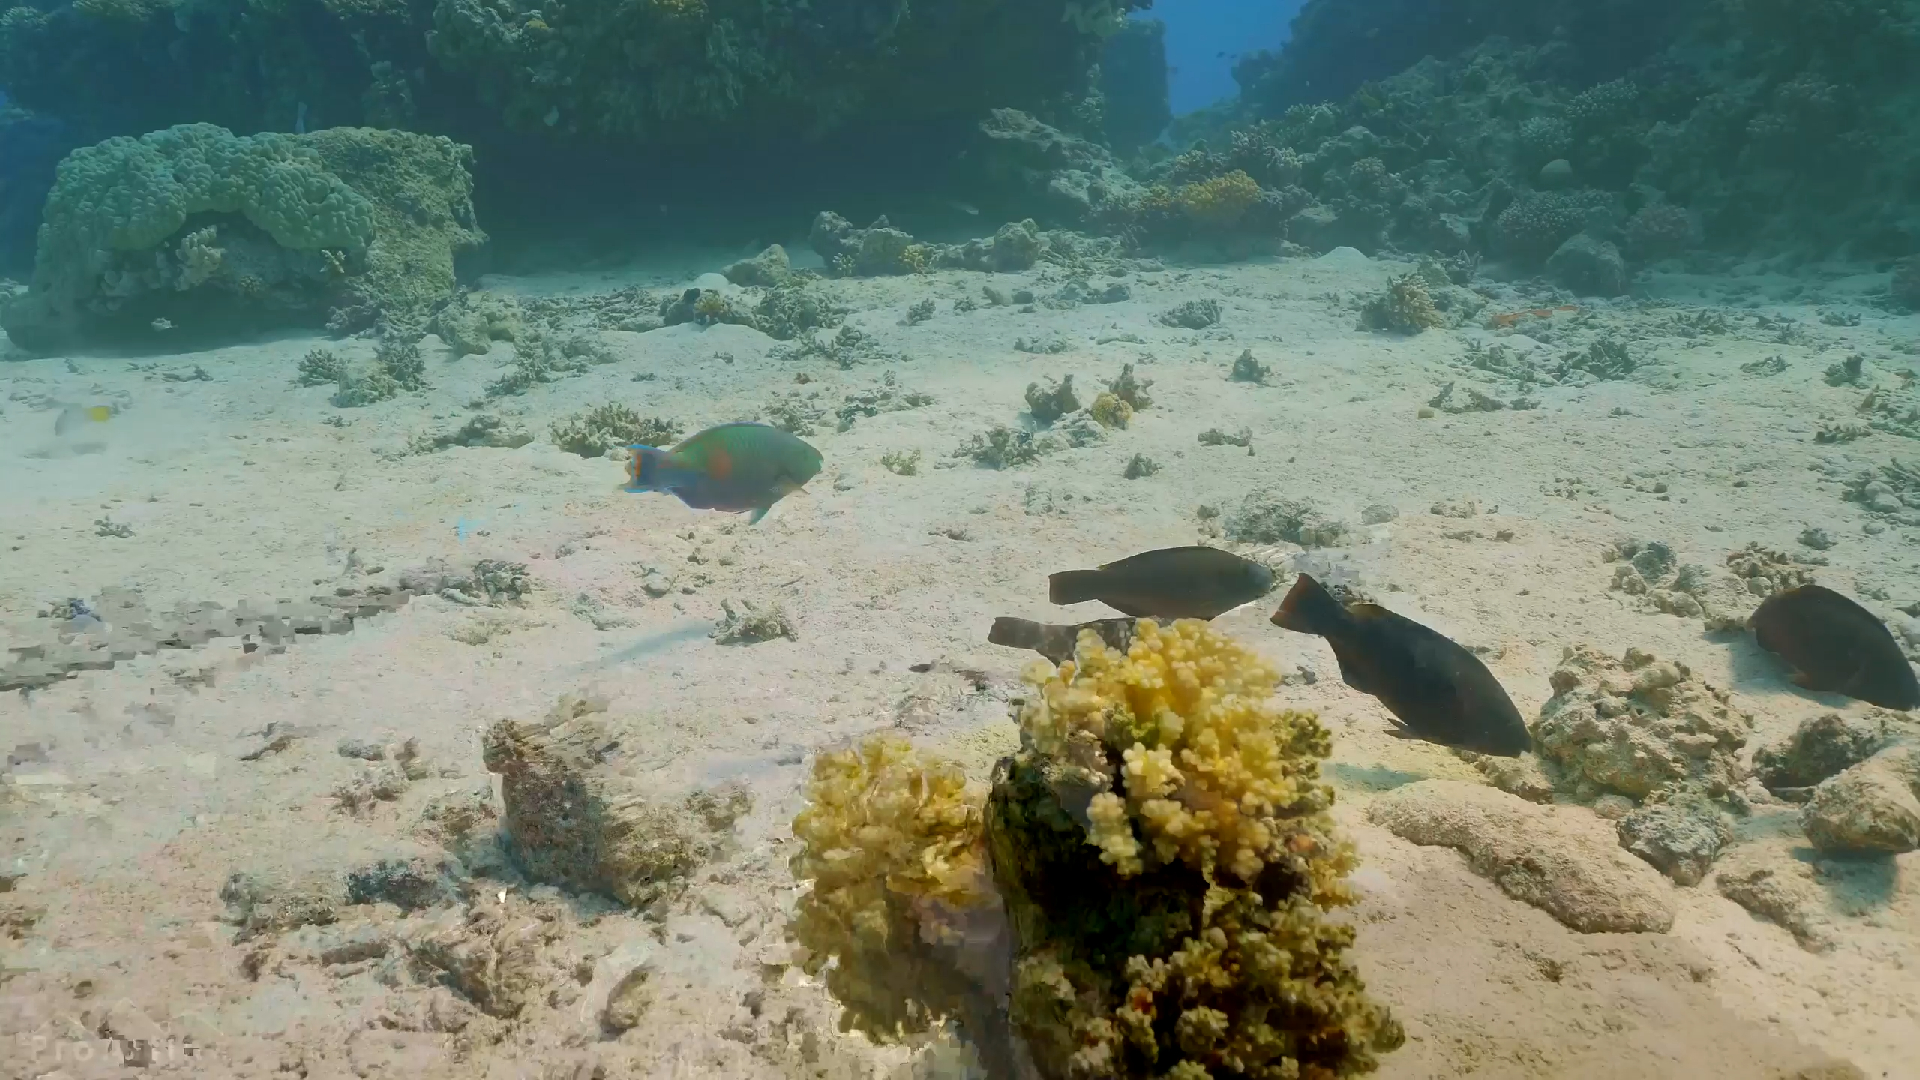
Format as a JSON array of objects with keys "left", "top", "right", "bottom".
[
  {"left": 987, "top": 616, "right": 1140, "bottom": 665},
  {"left": 1049, "top": 546, "right": 1275, "bottom": 620},
  {"left": 1750, "top": 584, "right": 1920, "bottom": 709},
  {"left": 1270, "top": 573, "right": 1531, "bottom": 756}
]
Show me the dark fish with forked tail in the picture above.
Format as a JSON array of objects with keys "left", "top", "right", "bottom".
[
  {"left": 1271, "top": 573, "right": 1531, "bottom": 756},
  {"left": 988, "top": 616, "right": 1141, "bottom": 665},
  {"left": 1750, "top": 584, "right": 1920, "bottom": 709},
  {"left": 1049, "top": 545, "right": 1275, "bottom": 620}
]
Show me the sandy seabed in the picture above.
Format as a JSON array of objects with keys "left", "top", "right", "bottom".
[{"left": 0, "top": 244, "right": 1915, "bottom": 1079}]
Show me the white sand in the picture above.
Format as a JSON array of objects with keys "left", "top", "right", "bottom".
[{"left": 1, "top": 248, "right": 1915, "bottom": 1078}]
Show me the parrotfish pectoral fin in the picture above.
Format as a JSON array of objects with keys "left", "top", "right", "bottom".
[{"left": 747, "top": 505, "right": 771, "bottom": 525}]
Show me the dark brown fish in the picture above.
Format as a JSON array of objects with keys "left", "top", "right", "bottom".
[
  {"left": 1271, "top": 574, "right": 1531, "bottom": 756},
  {"left": 1049, "top": 546, "right": 1275, "bottom": 620},
  {"left": 1750, "top": 585, "right": 1920, "bottom": 709},
  {"left": 988, "top": 616, "right": 1141, "bottom": 665}
]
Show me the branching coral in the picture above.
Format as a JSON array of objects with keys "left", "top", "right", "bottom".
[
  {"left": 995, "top": 621, "right": 1402, "bottom": 1078},
  {"left": 549, "top": 404, "right": 680, "bottom": 458},
  {"left": 1359, "top": 273, "right": 1445, "bottom": 333},
  {"left": 789, "top": 621, "right": 1403, "bottom": 1079},
  {"left": 1016, "top": 621, "right": 1337, "bottom": 883},
  {"left": 789, "top": 736, "right": 1006, "bottom": 1047}
]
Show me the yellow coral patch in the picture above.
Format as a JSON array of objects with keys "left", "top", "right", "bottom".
[
  {"left": 1017, "top": 619, "right": 1333, "bottom": 880},
  {"left": 1175, "top": 169, "right": 1262, "bottom": 229}
]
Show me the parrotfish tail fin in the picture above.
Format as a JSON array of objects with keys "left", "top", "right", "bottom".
[
  {"left": 622, "top": 445, "right": 670, "bottom": 492},
  {"left": 1048, "top": 569, "right": 1104, "bottom": 606},
  {"left": 987, "top": 617, "right": 1043, "bottom": 652},
  {"left": 1271, "top": 573, "right": 1348, "bottom": 636}
]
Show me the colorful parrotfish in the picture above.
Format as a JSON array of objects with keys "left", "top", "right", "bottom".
[{"left": 622, "top": 421, "right": 823, "bottom": 524}]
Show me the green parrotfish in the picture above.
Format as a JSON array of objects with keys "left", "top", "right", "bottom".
[{"left": 622, "top": 422, "right": 822, "bottom": 524}]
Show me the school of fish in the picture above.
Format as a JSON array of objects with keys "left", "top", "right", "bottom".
[{"left": 611, "top": 432, "right": 1917, "bottom": 757}]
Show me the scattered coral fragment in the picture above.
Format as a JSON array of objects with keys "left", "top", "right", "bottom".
[
  {"left": 549, "top": 404, "right": 681, "bottom": 458},
  {"left": 480, "top": 694, "right": 751, "bottom": 908},
  {"left": 712, "top": 598, "right": 797, "bottom": 644}
]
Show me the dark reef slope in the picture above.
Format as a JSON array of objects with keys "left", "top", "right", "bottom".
[
  {"left": 1189, "top": 0, "right": 1920, "bottom": 260},
  {"left": 0, "top": 0, "right": 1147, "bottom": 151}
]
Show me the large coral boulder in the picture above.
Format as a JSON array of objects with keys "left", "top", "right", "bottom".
[{"left": 0, "top": 123, "right": 482, "bottom": 352}]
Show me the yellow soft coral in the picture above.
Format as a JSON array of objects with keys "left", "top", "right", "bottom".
[
  {"left": 792, "top": 735, "right": 991, "bottom": 946},
  {"left": 1017, "top": 619, "right": 1333, "bottom": 882},
  {"left": 788, "top": 735, "right": 997, "bottom": 1041},
  {"left": 1175, "top": 170, "right": 1261, "bottom": 230}
]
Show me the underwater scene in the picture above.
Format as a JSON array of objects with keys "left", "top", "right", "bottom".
[{"left": 1, "top": 0, "right": 1916, "bottom": 1076}]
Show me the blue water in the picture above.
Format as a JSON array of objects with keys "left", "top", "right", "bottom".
[{"left": 1142, "top": 0, "right": 1303, "bottom": 115}]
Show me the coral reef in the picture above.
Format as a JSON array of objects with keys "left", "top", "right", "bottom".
[
  {"left": 0, "top": 0, "right": 1142, "bottom": 165},
  {"left": 485, "top": 328, "right": 616, "bottom": 396},
  {"left": 1229, "top": 349, "right": 1272, "bottom": 384},
  {"left": 973, "top": 107, "right": 1144, "bottom": 226},
  {"left": 1175, "top": 169, "right": 1262, "bottom": 230},
  {"left": 329, "top": 331, "right": 429, "bottom": 407},
  {"left": 0, "top": 123, "right": 481, "bottom": 352},
  {"left": 1097, "top": 18, "right": 1171, "bottom": 155},
  {"left": 1605, "top": 540, "right": 1816, "bottom": 630},
  {"left": 955, "top": 425, "right": 1044, "bottom": 470},
  {"left": 809, "top": 212, "right": 1050, "bottom": 277},
  {"left": 1895, "top": 257, "right": 1920, "bottom": 310},
  {"left": 1138, "top": 0, "right": 1917, "bottom": 269},
  {"left": 1754, "top": 711, "right": 1903, "bottom": 793},
  {"left": 1157, "top": 298, "right": 1222, "bottom": 329},
  {"left": 1088, "top": 390, "right": 1133, "bottom": 429},
  {"left": 723, "top": 243, "right": 805, "bottom": 289},
  {"left": 790, "top": 621, "right": 1404, "bottom": 1077},
  {"left": 1106, "top": 362, "right": 1152, "bottom": 410},
  {"left": 1614, "top": 788, "right": 1732, "bottom": 887},
  {"left": 1544, "top": 234, "right": 1628, "bottom": 297}
]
